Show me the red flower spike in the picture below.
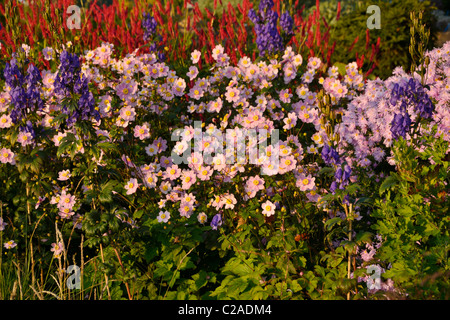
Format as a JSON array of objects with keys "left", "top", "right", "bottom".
[
  {"left": 337, "top": 2, "right": 341, "bottom": 21},
  {"left": 366, "top": 29, "right": 370, "bottom": 51},
  {"left": 349, "top": 36, "right": 359, "bottom": 52}
]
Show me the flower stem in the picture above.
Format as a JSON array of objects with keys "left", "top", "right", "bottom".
[{"left": 345, "top": 203, "right": 353, "bottom": 300}]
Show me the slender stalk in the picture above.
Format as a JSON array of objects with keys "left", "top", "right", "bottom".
[
  {"left": 26, "top": 184, "right": 36, "bottom": 294},
  {"left": 113, "top": 246, "right": 133, "bottom": 300},
  {"left": 99, "top": 243, "right": 111, "bottom": 300},
  {"left": 80, "top": 234, "right": 84, "bottom": 300},
  {"left": 0, "top": 201, "right": 3, "bottom": 287},
  {"left": 345, "top": 203, "right": 353, "bottom": 300},
  {"left": 347, "top": 218, "right": 352, "bottom": 300}
]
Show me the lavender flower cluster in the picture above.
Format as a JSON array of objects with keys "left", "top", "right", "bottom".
[
  {"left": 54, "top": 50, "right": 99, "bottom": 128},
  {"left": 142, "top": 13, "right": 165, "bottom": 61},
  {"left": 390, "top": 78, "right": 434, "bottom": 140},
  {"left": 335, "top": 41, "right": 449, "bottom": 169},
  {"left": 142, "top": 12, "right": 157, "bottom": 42},
  {"left": 248, "top": 0, "right": 284, "bottom": 57},
  {"left": 3, "top": 57, "right": 43, "bottom": 124},
  {"left": 321, "top": 144, "right": 352, "bottom": 195},
  {"left": 279, "top": 12, "right": 294, "bottom": 34}
]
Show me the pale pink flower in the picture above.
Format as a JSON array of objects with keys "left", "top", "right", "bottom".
[
  {"left": 197, "top": 212, "right": 207, "bottom": 224},
  {"left": 51, "top": 242, "right": 64, "bottom": 257},
  {"left": 187, "top": 66, "right": 199, "bottom": 80},
  {"left": 210, "top": 195, "right": 225, "bottom": 210},
  {"left": 212, "top": 44, "right": 224, "bottom": 60},
  {"left": 0, "top": 217, "right": 7, "bottom": 231},
  {"left": 196, "top": 165, "right": 213, "bottom": 181},
  {"left": 307, "top": 57, "right": 321, "bottom": 70},
  {"left": 245, "top": 175, "right": 265, "bottom": 193},
  {"left": 278, "top": 155, "right": 296, "bottom": 174},
  {"left": 261, "top": 200, "right": 276, "bottom": 217},
  {"left": 181, "top": 192, "right": 196, "bottom": 206},
  {"left": 124, "top": 178, "right": 139, "bottom": 195},
  {"left": 159, "top": 156, "right": 173, "bottom": 168},
  {"left": 119, "top": 106, "right": 136, "bottom": 121},
  {"left": 296, "top": 85, "right": 309, "bottom": 99},
  {"left": 279, "top": 89, "right": 292, "bottom": 103},
  {"left": 58, "top": 207, "right": 75, "bottom": 219},
  {"left": 173, "top": 78, "right": 186, "bottom": 96},
  {"left": 145, "top": 143, "right": 158, "bottom": 156},
  {"left": 187, "top": 152, "right": 203, "bottom": 169},
  {"left": 164, "top": 164, "right": 181, "bottom": 180},
  {"left": 0, "top": 114, "right": 12, "bottom": 128},
  {"left": 190, "top": 50, "right": 201, "bottom": 64},
  {"left": 306, "top": 188, "right": 321, "bottom": 202},
  {"left": 223, "top": 193, "right": 237, "bottom": 210},
  {"left": 207, "top": 98, "right": 223, "bottom": 113},
  {"left": 4, "top": 240, "right": 17, "bottom": 249},
  {"left": 296, "top": 174, "right": 316, "bottom": 191},
  {"left": 283, "top": 112, "right": 297, "bottom": 130},
  {"left": 58, "top": 190, "right": 76, "bottom": 208},
  {"left": 188, "top": 85, "right": 204, "bottom": 100},
  {"left": 224, "top": 86, "right": 240, "bottom": 103},
  {"left": 0, "top": 148, "right": 15, "bottom": 164},
  {"left": 298, "top": 109, "right": 314, "bottom": 123},
  {"left": 52, "top": 132, "right": 67, "bottom": 147},
  {"left": 179, "top": 203, "right": 194, "bottom": 218},
  {"left": 238, "top": 56, "right": 251, "bottom": 69},
  {"left": 43, "top": 47, "right": 55, "bottom": 60},
  {"left": 159, "top": 181, "right": 172, "bottom": 194},
  {"left": 143, "top": 173, "right": 158, "bottom": 188},
  {"left": 180, "top": 170, "right": 197, "bottom": 190},
  {"left": 57, "top": 169, "right": 71, "bottom": 181},
  {"left": 134, "top": 123, "right": 151, "bottom": 140},
  {"left": 212, "top": 154, "right": 227, "bottom": 171},
  {"left": 17, "top": 131, "right": 33, "bottom": 147},
  {"left": 157, "top": 210, "right": 170, "bottom": 223},
  {"left": 154, "top": 137, "right": 168, "bottom": 153}
]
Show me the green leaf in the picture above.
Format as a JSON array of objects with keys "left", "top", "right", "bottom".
[
  {"left": 355, "top": 231, "right": 373, "bottom": 245},
  {"left": 133, "top": 209, "right": 144, "bottom": 219},
  {"left": 98, "top": 180, "right": 118, "bottom": 203},
  {"left": 192, "top": 270, "right": 208, "bottom": 291},
  {"left": 379, "top": 174, "right": 399, "bottom": 195},
  {"left": 97, "top": 141, "right": 117, "bottom": 152},
  {"left": 333, "top": 62, "right": 347, "bottom": 76},
  {"left": 354, "top": 197, "right": 372, "bottom": 206},
  {"left": 318, "top": 167, "right": 335, "bottom": 176},
  {"left": 325, "top": 217, "right": 343, "bottom": 231},
  {"left": 57, "top": 133, "right": 76, "bottom": 158}
]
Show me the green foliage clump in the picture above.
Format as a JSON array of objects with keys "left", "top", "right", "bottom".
[
  {"left": 329, "top": 0, "right": 438, "bottom": 79},
  {"left": 372, "top": 130, "right": 450, "bottom": 299}
]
